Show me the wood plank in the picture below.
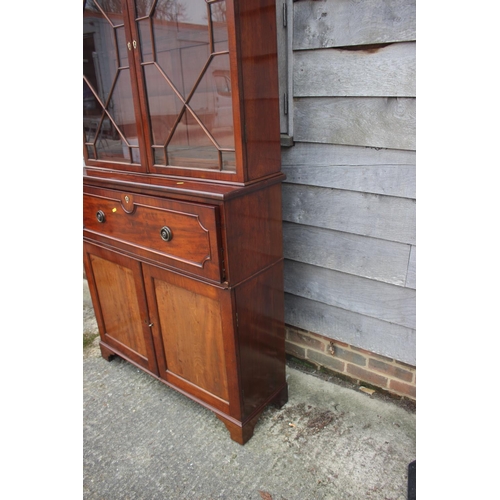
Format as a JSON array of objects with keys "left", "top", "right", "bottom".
[
  {"left": 293, "top": 0, "right": 416, "bottom": 50},
  {"left": 294, "top": 42, "right": 415, "bottom": 97},
  {"left": 283, "top": 222, "right": 411, "bottom": 286},
  {"left": 294, "top": 97, "right": 416, "bottom": 150},
  {"left": 406, "top": 245, "right": 416, "bottom": 289},
  {"left": 285, "top": 293, "right": 416, "bottom": 366},
  {"left": 281, "top": 142, "right": 416, "bottom": 166},
  {"left": 282, "top": 164, "right": 416, "bottom": 198},
  {"left": 284, "top": 260, "right": 416, "bottom": 329},
  {"left": 282, "top": 184, "right": 416, "bottom": 245}
]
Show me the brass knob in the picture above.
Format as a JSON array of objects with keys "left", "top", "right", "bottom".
[{"left": 160, "top": 226, "right": 173, "bottom": 242}]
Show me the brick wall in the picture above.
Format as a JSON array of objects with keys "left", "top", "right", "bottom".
[{"left": 285, "top": 325, "right": 416, "bottom": 400}]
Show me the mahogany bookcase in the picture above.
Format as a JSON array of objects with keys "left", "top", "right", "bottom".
[{"left": 83, "top": 0, "right": 287, "bottom": 444}]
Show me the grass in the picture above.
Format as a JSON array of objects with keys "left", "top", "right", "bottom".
[{"left": 83, "top": 333, "right": 99, "bottom": 349}]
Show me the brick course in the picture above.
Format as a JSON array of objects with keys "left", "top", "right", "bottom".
[{"left": 285, "top": 325, "right": 416, "bottom": 401}]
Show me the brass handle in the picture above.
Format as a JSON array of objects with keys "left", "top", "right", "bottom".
[
  {"left": 133, "top": 40, "right": 137, "bottom": 49},
  {"left": 96, "top": 210, "right": 105, "bottom": 223},
  {"left": 160, "top": 226, "right": 173, "bottom": 242},
  {"left": 127, "top": 42, "right": 131, "bottom": 51}
]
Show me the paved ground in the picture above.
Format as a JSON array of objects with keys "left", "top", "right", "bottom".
[{"left": 83, "top": 279, "right": 416, "bottom": 500}]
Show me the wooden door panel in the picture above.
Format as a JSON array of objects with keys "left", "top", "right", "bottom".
[
  {"left": 143, "top": 264, "right": 238, "bottom": 413},
  {"left": 154, "top": 281, "right": 229, "bottom": 400},
  {"left": 84, "top": 242, "right": 158, "bottom": 374}
]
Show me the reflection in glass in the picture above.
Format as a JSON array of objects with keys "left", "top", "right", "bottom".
[
  {"left": 167, "top": 108, "right": 220, "bottom": 169},
  {"left": 143, "top": 63, "right": 184, "bottom": 145},
  {"left": 189, "top": 54, "right": 234, "bottom": 150},
  {"left": 83, "top": 0, "right": 138, "bottom": 164},
  {"left": 137, "top": 0, "right": 236, "bottom": 172}
]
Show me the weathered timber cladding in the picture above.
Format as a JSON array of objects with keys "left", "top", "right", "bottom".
[
  {"left": 282, "top": 184, "right": 416, "bottom": 245},
  {"left": 293, "top": 0, "right": 416, "bottom": 50},
  {"left": 406, "top": 246, "right": 416, "bottom": 289},
  {"left": 294, "top": 42, "right": 416, "bottom": 97},
  {"left": 294, "top": 97, "right": 416, "bottom": 150},
  {"left": 283, "top": 223, "right": 411, "bottom": 286},
  {"left": 284, "top": 260, "right": 416, "bottom": 330},
  {"left": 282, "top": 164, "right": 416, "bottom": 198},
  {"left": 285, "top": 294, "right": 416, "bottom": 366},
  {"left": 280, "top": 0, "right": 416, "bottom": 368},
  {"left": 281, "top": 142, "right": 416, "bottom": 166}
]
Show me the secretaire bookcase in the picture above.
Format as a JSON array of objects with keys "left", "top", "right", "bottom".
[{"left": 83, "top": 0, "right": 287, "bottom": 444}]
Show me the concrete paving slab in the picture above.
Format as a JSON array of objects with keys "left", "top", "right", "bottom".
[{"left": 83, "top": 280, "right": 416, "bottom": 500}]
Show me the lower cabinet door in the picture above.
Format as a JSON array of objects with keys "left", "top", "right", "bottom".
[
  {"left": 142, "top": 263, "right": 238, "bottom": 416},
  {"left": 83, "top": 242, "right": 159, "bottom": 375}
]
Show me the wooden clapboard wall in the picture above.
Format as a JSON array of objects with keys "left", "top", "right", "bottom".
[{"left": 280, "top": 0, "right": 416, "bottom": 366}]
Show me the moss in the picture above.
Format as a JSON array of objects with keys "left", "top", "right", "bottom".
[
  {"left": 83, "top": 333, "right": 99, "bottom": 349},
  {"left": 285, "top": 354, "right": 317, "bottom": 371}
]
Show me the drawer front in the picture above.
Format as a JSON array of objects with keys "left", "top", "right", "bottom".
[{"left": 83, "top": 187, "right": 222, "bottom": 282}]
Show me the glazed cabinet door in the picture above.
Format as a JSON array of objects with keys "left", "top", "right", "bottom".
[
  {"left": 142, "top": 264, "right": 239, "bottom": 417},
  {"left": 129, "top": 0, "right": 239, "bottom": 177},
  {"left": 83, "top": 0, "right": 149, "bottom": 171},
  {"left": 84, "top": 242, "right": 159, "bottom": 375}
]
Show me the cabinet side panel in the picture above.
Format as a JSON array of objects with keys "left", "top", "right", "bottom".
[
  {"left": 235, "top": 261, "right": 286, "bottom": 419},
  {"left": 224, "top": 182, "right": 283, "bottom": 285},
  {"left": 234, "top": 0, "right": 281, "bottom": 180}
]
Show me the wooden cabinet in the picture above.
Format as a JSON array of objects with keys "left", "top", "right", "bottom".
[{"left": 83, "top": 0, "right": 287, "bottom": 444}]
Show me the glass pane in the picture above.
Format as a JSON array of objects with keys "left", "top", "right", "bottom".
[
  {"left": 136, "top": 0, "right": 235, "bottom": 171},
  {"left": 221, "top": 151, "right": 236, "bottom": 172},
  {"left": 84, "top": 0, "right": 138, "bottom": 166},
  {"left": 189, "top": 53, "right": 234, "bottom": 150},
  {"left": 136, "top": 0, "right": 155, "bottom": 18},
  {"left": 167, "top": 108, "right": 220, "bottom": 169},
  {"left": 153, "top": 147, "right": 166, "bottom": 165},
  {"left": 95, "top": 116, "right": 129, "bottom": 162},
  {"left": 211, "top": 1, "right": 228, "bottom": 52},
  {"left": 143, "top": 1, "right": 210, "bottom": 99},
  {"left": 110, "top": 70, "right": 139, "bottom": 142},
  {"left": 143, "top": 62, "right": 184, "bottom": 146},
  {"left": 138, "top": 19, "right": 154, "bottom": 64}
]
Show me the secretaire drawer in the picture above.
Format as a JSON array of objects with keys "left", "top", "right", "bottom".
[{"left": 83, "top": 187, "right": 223, "bottom": 282}]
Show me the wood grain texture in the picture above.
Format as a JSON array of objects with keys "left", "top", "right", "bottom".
[
  {"left": 153, "top": 280, "right": 229, "bottom": 401},
  {"left": 89, "top": 254, "right": 148, "bottom": 357},
  {"left": 223, "top": 182, "right": 283, "bottom": 285},
  {"left": 294, "top": 97, "right": 416, "bottom": 150},
  {"left": 293, "top": 0, "right": 416, "bottom": 50},
  {"left": 282, "top": 164, "right": 415, "bottom": 198},
  {"left": 83, "top": 186, "right": 222, "bottom": 282},
  {"left": 234, "top": 0, "right": 282, "bottom": 181},
  {"left": 284, "top": 260, "right": 416, "bottom": 330},
  {"left": 294, "top": 42, "right": 415, "bottom": 97},
  {"left": 285, "top": 293, "right": 416, "bottom": 366},
  {"left": 142, "top": 263, "right": 237, "bottom": 415},
  {"left": 281, "top": 142, "right": 416, "bottom": 166},
  {"left": 283, "top": 222, "right": 411, "bottom": 286},
  {"left": 83, "top": 242, "right": 159, "bottom": 375},
  {"left": 282, "top": 184, "right": 416, "bottom": 245},
  {"left": 235, "top": 261, "right": 286, "bottom": 419}
]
